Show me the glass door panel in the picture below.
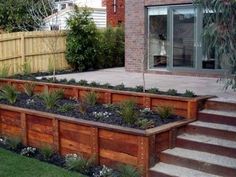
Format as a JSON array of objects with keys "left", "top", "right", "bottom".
[{"left": 172, "top": 7, "right": 196, "bottom": 68}]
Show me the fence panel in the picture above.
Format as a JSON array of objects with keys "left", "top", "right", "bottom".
[{"left": 0, "top": 31, "right": 69, "bottom": 75}]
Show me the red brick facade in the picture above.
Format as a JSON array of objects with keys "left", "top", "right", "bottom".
[
  {"left": 125, "top": 0, "right": 193, "bottom": 72},
  {"left": 106, "top": 0, "right": 125, "bottom": 27}
]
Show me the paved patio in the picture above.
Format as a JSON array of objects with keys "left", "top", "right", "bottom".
[{"left": 46, "top": 68, "right": 236, "bottom": 102}]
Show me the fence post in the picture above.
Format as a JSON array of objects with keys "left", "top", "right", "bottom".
[{"left": 21, "top": 33, "right": 25, "bottom": 63}]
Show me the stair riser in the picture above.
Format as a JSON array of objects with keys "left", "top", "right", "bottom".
[
  {"left": 198, "top": 113, "right": 236, "bottom": 126},
  {"left": 185, "top": 125, "right": 236, "bottom": 141},
  {"left": 160, "top": 153, "right": 236, "bottom": 177},
  {"left": 148, "top": 171, "right": 172, "bottom": 177},
  {"left": 176, "top": 138, "right": 236, "bottom": 158},
  {"left": 205, "top": 101, "right": 236, "bottom": 112}
]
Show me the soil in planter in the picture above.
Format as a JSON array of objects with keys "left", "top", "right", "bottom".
[{"left": 0, "top": 93, "right": 183, "bottom": 130}]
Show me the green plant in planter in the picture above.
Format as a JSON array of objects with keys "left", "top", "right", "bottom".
[
  {"left": 0, "top": 84, "right": 18, "bottom": 104},
  {"left": 119, "top": 100, "right": 138, "bottom": 125},
  {"left": 135, "top": 85, "right": 144, "bottom": 92},
  {"left": 23, "top": 82, "right": 36, "bottom": 97},
  {"left": 167, "top": 89, "right": 178, "bottom": 96},
  {"left": 0, "top": 65, "right": 10, "bottom": 78},
  {"left": 65, "top": 154, "right": 95, "bottom": 174},
  {"left": 147, "top": 88, "right": 159, "bottom": 94},
  {"left": 77, "top": 101, "right": 88, "bottom": 115},
  {"left": 83, "top": 91, "right": 98, "bottom": 106},
  {"left": 183, "top": 90, "right": 196, "bottom": 97},
  {"left": 117, "top": 164, "right": 141, "bottom": 177},
  {"left": 136, "top": 118, "right": 155, "bottom": 129},
  {"left": 114, "top": 83, "right": 125, "bottom": 90},
  {"left": 40, "top": 145, "right": 54, "bottom": 161},
  {"left": 39, "top": 89, "right": 64, "bottom": 109},
  {"left": 78, "top": 80, "right": 88, "bottom": 86},
  {"left": 156, "top": 106, "right": 174, "bottom": 120},
  {"left": 68, "top": 78, "right": 76, "bottom": 84},
  {"left": 6, "top": 137, "right": 22, "bottom": 150},
  {"left": 58, "top": 103, "right": 75, "bottom": 113}
]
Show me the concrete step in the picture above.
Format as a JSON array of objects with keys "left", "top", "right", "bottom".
[
  {"left": 176, "top": 133, "right": 236, "bottom": 158},
  {"left": 149, "top": 162, "right": 220, "bottom": 177},
  {"left": 185, "top": 121, "right": 236, "bottom": 141},
  {"left": 199, "top": 109, "right": 236, "bottom": 126},
  {"left": 205, "top": 99, "right": 236, "bottom": 112},
  {"left": 160, "top": 148, "right": 236, "bottom": 177}
]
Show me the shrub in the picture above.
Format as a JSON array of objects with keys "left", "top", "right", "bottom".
[
  {"left": 17, "top": 61, "right": 31, "bottom": 75},
  {"left": 6, "top": 137, "right": 21, "bottom": 150},
  {"left": 117, "top": 164, "right": 141, "bottom": 177},
  {"left": 167, "top": 89, "right": 178, "bottom": 96},
  {"left": 58, "top": 103, "right": 75, "bottom": 113},
  {"left": 65, "top": 154, "right": 95, "bottom": 174},
  {"left": 83, "top": 91, "right": 98, "bottom": 106},
  {"left": 135, "top": 85, "right": 144, "bottom": 92},
  {"left": 78, "top": 80, "right": 88, "bottom": 86},
  {"left": 39, "top": 89, "right": 64, "bottom": 109},
  {"left": 156, "top": 106, "right": 174, "bottom": 119},
  {"left": 68, "top": 78, "right": 76, "bottom": 84},
  {"left": 136, "top": 118, "right": 155, "bottom": 129},
  {"left": 147, "top": 88, "right": 159, "bottom": 94},
  {"left": 40, "top": 145, "right": 54, "bottom": 161},
  {"left": 0, "top": 84, "right": 18, "bottom": 104},
  {"left": 119, "top": 100, "right": 138, "bottom": 125},
  {"left": 23, "top": 82, "right": 35, "bottom": 97},
  {"left": 183, "top": 90, "right": 196, "bottom": 97},
  {"left": 66, "top": 6, "right": 99, "bottom": 71},
  {"left": 114, "top": 83, "right": 125, "bottom": 90}
]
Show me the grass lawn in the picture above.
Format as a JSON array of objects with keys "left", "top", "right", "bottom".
[{"left": 0, "top": 148, "right": 84, "bottom": 177}]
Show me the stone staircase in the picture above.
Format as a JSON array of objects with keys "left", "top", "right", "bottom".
[{"left": 149, "top": 99, "right": 236, "bottom": 177}]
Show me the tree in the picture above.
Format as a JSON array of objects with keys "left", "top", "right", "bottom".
[
  {"left": 66, "top": 6, "right": 99, "bottom": 71},
  {"left": 0, "top": 0, "right": 50, "bottom": 32},
  {"left": 194, "top": 0, "right": 236, "bottom": 90}
]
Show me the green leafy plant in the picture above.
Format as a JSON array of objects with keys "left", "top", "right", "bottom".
[
  {"left": 6, "top": 137, "right": 21, "bottom": 150},
  {"left": 156, "top": 106, "right": 174, "bottom": 119},
  {"left": 0, "top": 84, "right": 18, "bottom": 104},
  {"left": 78, "top": 80, "right": 88, "bottom": 86},
  {"left": 90, "top": 81, "right": 100, "bottom": 87},
  {"left": 114, "top": 83, "right": 125, "bottom": 90},
  {"left": 40, "top": 145, "right": 54, "bottom": 161},
  {"left": 135, "top": 85, "right": 144, "bottom": 92},
  {"left": 136, "top": 118, "right": 155, "bottom": 129},
  {"left": 77, "top": 101, "right": 88, "bottom": 115},
  {"left": 68, "top": 78, "right": 76, "bottom": 84},
  {"left": 167, "top": 89, "right": 178, "bottom": 96},
  {"left": 17, "top": 61, "right": 31, "bottom": 75},
  {"left": 117, "top": 164, "right": 141, "bottom": 177},
  {"left": 83, "top": 91, "right": 98, "bottom": 106},
  {"left": 119, "top": 100, "right": 138, "bottom": 125},
  {"left": 183, "top": 90, "right": 196, "bottom": 97},
  {"left": 58, "top": 103, "right": 75, "bottom": 113},
  {"left": 39, "top": 89, "right": 64, "bottom": 109},
  {"left": 65, "top": 154, "right": 95, "bottom": 174},
  {"left": 147, "top": 88, "right": 159, "bottom": 94},
  {"left": 0, "top": 65, "right": 10, "bottom": 78},
  {"left": 23, "top": 82, "right": 35, "bottom": 97}
]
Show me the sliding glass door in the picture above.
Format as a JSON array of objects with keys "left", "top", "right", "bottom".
[{"left": 171, "top": 6, "right": 196, "bottom": 68}]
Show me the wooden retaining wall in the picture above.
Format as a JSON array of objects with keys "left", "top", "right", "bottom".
[{"left": 0, "top": 104, "right": 193, "bottom": 177}]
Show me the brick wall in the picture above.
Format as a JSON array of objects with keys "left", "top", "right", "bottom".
[
  {"left": 106, "top": 0, "right": 125, "bottom": 27},
  {"left": 125, "top": 0, "right": 193, "bottom": 72}
]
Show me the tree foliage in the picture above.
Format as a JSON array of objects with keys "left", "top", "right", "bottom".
[
  {"left": 194, "top": 0, "right": 236, "bottom": 90},
  {"left": 66, "top": 6, "right": 99, "bottom": 71},
  {"left": 0, "top": 0, "right": 52, "bottom": 32}
]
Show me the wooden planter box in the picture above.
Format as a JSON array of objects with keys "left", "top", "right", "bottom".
[
  {"left": 0, "top": 104, "right": 194, "bottom": 177},
  {"left": 0, "top": 78, "right": 212, "bottom": 119}
]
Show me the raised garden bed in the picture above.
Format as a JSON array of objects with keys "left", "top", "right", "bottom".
[
  {"left": 0, "top": 78, "right": 212, "bottom": 119},
  {"left": 0, "top": 78, "right": 212, "bottom": 176}
]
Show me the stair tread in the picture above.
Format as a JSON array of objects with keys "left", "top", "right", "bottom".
[
  {"left": 190, "top": 121, "right": 236, "bottom": 132},
  {"left": 200, "top": 109, "right": 236, "bottom": 118},
  {"left": 150, "top": 162, "right": 220, "bottom": 177},
  {"left": 178, "top": 133, "right": 236, "bottom": 149},
  {"left": 162, "top": 147, "right": 236, "bottom": 169}
]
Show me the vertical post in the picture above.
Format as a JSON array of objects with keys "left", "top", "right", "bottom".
[
  {"left": 138, "top": 136, "right": 149, "bottom": 177},
  {"left": 21, "top": 33, "right": 25, "bottom": 63},
  {"left": 187, "top": 101, "right": 198, "bottom": 119},
  {"left": 105, "top": 92, "right": 112, "bottom": 104},
  {"left": 169, "top": 128, "right": 177, "bottom": 149},
  {"left": 143, "top": 96, "right": 151, "bottom": 108},
  {"left": 21, "top": 113, "right": 27, "bottom": 146},
  {"left": 53, "top": 118, "right": 60, "bottom": 152},
  {"left": 91, "top": 127, "right": 99, "bottom": 164}
]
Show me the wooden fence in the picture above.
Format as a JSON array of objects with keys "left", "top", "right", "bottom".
[{"left": 0, "top": 31, "right": 69, "bottom": 75}]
